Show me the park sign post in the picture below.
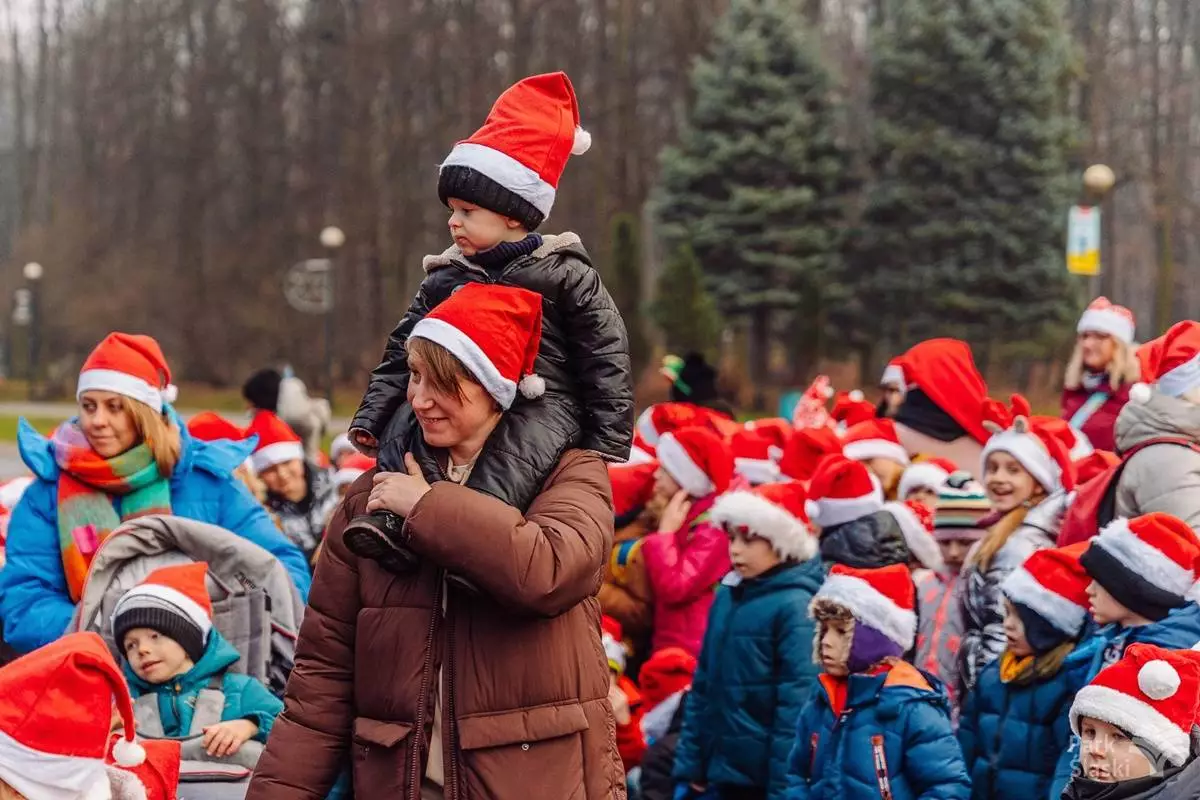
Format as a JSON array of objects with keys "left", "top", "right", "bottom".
[{"left": 1066, "top": 205, "right": 1101, "bottom": 276}]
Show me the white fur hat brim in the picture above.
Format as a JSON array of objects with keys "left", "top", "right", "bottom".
[
  {"left": 711, "top": 490, "right": 817, "bottom": 563},
  {"left": 1070, "top": 684, "right": 1191, "bottom": 767},
  {"left": 898, "top": 463, "right": 949, "bottom": 501},
  {"left": 883, "top": 502, "right": 943, "bottom": 572},
  {"left": 811, "top": 572, "right": 916, "bottom": 649}
]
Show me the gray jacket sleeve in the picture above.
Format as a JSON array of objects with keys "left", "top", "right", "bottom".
[{"left": 1116, "top": 445, "right": 1200, "bottom": 529}]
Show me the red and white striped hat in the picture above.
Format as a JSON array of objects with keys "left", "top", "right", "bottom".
[
  {"left": 804, "top": 454, "right": 884, "bottom": 528},
  {"left": 882, "top": 500, "right": 942, "bottom": 572},
  {"left": 1001, "top": 542, "right": 1092, "bottom": 638},
  {"left": 657, "top": 426, "right": 734, "bottom": 499},
  {"left": 1078, "top": 297, "right": 1136, "bottom": 346},
  {"left": 730, "top": 429, "right": 782, "bottom": 486},
  {"left": 711, "top": 481, "right": 816, "bottom": 563},
  {"left": 897, "top": 457, "right": 958, "bottom": 501},
  {"left": 841, "top": 418, "right": 910, "bottom": 466},
  {"left": 812, "top": 563, "right": 917, "bottom": 649},
  {"left": 1071, "top": 644, "right": 1200, "bottom": 767},
  {"left": 245, "top": 411, "right": 305, "bottom": 473},
  {"left": 77, "top": 332, "right": 178, "bottom": 414},
  {"left": 438, "top": 72, "right": 590, "bottom": 229},
  {"left": 410, "top": 284, "right": 545, "bottom": 410}
]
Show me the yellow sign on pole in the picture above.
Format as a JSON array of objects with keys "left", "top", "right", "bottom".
[{"left": 1067, "top": 205, "right": 1101, "bottom": 276}]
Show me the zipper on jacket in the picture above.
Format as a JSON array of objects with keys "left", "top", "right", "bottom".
[
  {"left": 410, "top": 574, "right": 442, "bottom": 800},
  {"left": 170, "top": 682, "right": 182, "bottom": 729}
]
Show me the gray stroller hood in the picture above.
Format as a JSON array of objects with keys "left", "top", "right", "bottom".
[{"left": 73, "top": 514, "right": 304, "bottom": 694}]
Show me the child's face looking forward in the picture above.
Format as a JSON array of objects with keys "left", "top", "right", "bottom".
[
  {"left": 819, "top": 617, "right": 854, "bottom": 677},
  {"left": 123, "top": 628, "right": 194, "bottom": 684},
  {"left": 447, "top": 198, "right": 525, "bottom": 256},
  {"left": 1078, "top": 716, "right": 1159, "bottom": 783},
  {"left": 984, "top": 451, "right": 1041, "bottom": 514}
]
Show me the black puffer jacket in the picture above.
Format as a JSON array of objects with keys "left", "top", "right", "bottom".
[
  {"left": 818, "top": 510, "right": 911, "bottom": 570},
  {"left": 355, "top": 233, "right": 634, "bottom": 510}
]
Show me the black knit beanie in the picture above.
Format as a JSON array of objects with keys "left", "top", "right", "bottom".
[
  {"left": 1080, "top": 543, "right": 1187, "bottom": 623},
  {"left": 1012, "top": 601, "right": 1073, "bottom": 654},
  {"left": 242, "top": 368, "right": 282, "bottom": 413},
  {"left": 438, "top": 165, "right": 545, "bottom": 231},
  {"left": 114, "top": 601, "right": 207, "bottom": 664}
]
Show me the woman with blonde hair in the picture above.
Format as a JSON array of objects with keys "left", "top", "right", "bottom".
[
  {"left": 0, "top": 333, "right": 311, "bottom": 654},
  {"left": 1061, "top": 297, "right": 1140, "bottom": 452}
]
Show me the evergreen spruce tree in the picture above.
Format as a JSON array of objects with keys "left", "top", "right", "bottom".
[
  {"left": 651, "top": 244, "right": 723, "bottom": 359},
  {"left": 655, "top": 0, "right": 851, "bottom": 383},
  {"left": 837, "top": 0, "right": 1076, "bottom": 366},
  {"left": 607, "top": 214, "right": 652, "bottom": 378}
]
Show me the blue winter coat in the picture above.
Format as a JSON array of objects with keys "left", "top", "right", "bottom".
[
  {"left": 124, "top": 629, "right": 283, "bottom": 742},
  {"left": 673, "top": 560, "right": 824, "bottom": 796},
  {"left": 784, "top": 662, "right": 970, "bottom": 800},
  {"left": 957, "top": 638, "right": 1100, "bottom": 800},
  {"left": 1051, "top": 602, "right": 1200, "bottom": 795},
  {"left": 0, "top": 417, "right": 312, "bottom": 653}
]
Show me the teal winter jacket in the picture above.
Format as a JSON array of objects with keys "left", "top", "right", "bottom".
[
  {"left": 672, "top": 559, "right": 824, "bottom": 796},
  {"left": 125, "top": 629, "right": 284, "bottom": 742}
]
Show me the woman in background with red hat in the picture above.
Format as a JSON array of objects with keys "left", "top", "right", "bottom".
[
  {"left": 0, "top": 333, "right": 311, "bottom": 655},
  {"left": 1061, "top": 298, "right": 1140, "bottom": 452},
  {"left": 249, "top": 283, "right": 623, "bottom": 800}
]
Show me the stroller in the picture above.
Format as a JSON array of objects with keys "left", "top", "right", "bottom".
[{"left": 73, "top": 514, "right": 306, "bottom": 797}]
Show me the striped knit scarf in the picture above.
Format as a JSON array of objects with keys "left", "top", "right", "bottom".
[{"left": 53, "top": 421, "right": 172, "bottom": 601}]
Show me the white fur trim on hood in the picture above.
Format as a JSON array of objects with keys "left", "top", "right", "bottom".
[{"left": 711, "top": 490, "right": 817, "bottom": 563}]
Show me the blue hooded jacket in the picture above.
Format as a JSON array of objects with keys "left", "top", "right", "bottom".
[
  {"left": 958, "top": 637, "right": 1100, "bottom": 800},
  {"left": 672, "top": 559, "right": 824, "bottom": 796},
  {"left": 124, "top": 628, "right": 283, "bottom": 741},
  {"left": 784, "top": 662, "right": 970, "bottom": 800},
  {"left": 1051, "top": 602, "right": 1200, "bottom": 794},
  {"left": 0, "top": 417, "right": 311, "bottom": 653}
]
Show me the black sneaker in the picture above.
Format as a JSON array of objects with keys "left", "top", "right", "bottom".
[{"left": 343, "top": 512, "right": 420, "bottom": 575}]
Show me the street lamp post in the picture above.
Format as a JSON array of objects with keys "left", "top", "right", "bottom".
[
  {"left": 23, "top": 262, "right": 43, "bottom": 400},
  {"left": 1082, "top": 164, "right": 1116, "bottom": 297},
  {"left": 319, "top": 226, "right": 345, "bottom": 403}
]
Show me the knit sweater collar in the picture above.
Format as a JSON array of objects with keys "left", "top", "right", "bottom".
[{"left": 466, "top": 233, "right": 543, "bottom": 272}]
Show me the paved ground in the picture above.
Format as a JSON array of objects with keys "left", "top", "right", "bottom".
[{"left": 0, "top": 442, "right": 22, "bottom": 478}]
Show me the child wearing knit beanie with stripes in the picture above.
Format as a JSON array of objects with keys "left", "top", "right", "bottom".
[
  {"left": 958, "top": 544, "right": 1100, "bottom": 800},
  {"left": 784, "top": 564, "right": 969, "bottom": 800}
]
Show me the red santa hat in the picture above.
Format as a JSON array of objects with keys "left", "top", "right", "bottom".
[
  {"left": 0, "top": 632, "right": 145, "bottom": 800},
  {"left": 730, "top": 429, "right": 782, "bottom": 486},
  {"left": 106, "top": 738, "right": 180, "bottom": 800},
  {"left": 1081, "top": 513, "right": 1200, "bottom": 616},
  {"left": 112, "top": 563, "right": 214, "bottom": 663},
  {"left": 638, "top": 647, "right": 697, "bottom": 710},
  {"left": 882, "top": 500, "right": 942, "bottom": 572},
  {"left": 804, "top": 454, "right": 884, "bottom": 528},
  {"left": 608, "top": 460, "right": 659, "bottom": 520},
  {"left": 77, "top": 332, "right": 178, "bottom": 414},
  {"left": 880, "top": 359, "right": 906, "bottom": 390},
  {"left": 636, "top": 403, "right": 710, "bottom": 447},
  {"left": 779, "top": 426, "right": 843, "bottom": 482},
  {"left": 1132, "top": 320, "right": 1200, "bottom": 400},
  {"left": 711, "top": 481, "right": 816, "bottom": 563},
  {"left": 656, "top": 427, "right": 734, "bottom": 499},
  {"left": 185, "top": 411, "right": 245, "bottom": 443},
  {"left": 898, "top": 338, "right": 990, "bottom": 444},
  {"left": 1002, "top": 542, "right": 1092, "bottom": 638},
  {"left": 980, "top": 396, "right": 1076, "bottom": 493},
  {"left": 1071, "top": 644, "right": 1200, "bottom": 767},
  {"left": 742, "top": 417, "right": 793, "bottom": 451},
  {"left": 245, "top": 411, "right": 305, "bottom": 473},
  {"left": 600, "top": 616, "right": 626, "bottom": 674},
  {"left": 330, "top": 432, "right": 356, "bottom": 465},
  {"left": 841, "top": 418, "right": 910, "bottom": 466},
  {"left": 334, "top": 453, "right": 377, "bottom": 490},
  {"left": 897, "top": 457, "right": 958, "bottom": 501},
  {"left": 1078, "top": 297, "right": 1136, "bottom": 346},
  {"left": 438, "top": 72, "right": 590, "bottom": 230},
  {"left": 831, "top": 391, "right": 876, "bottom": 430},
  {"left": 410, "top": 283, "right": 545, "bottom": 410},
  {"left": 811, "top": 564, "right": 917, "bottom": 649}
]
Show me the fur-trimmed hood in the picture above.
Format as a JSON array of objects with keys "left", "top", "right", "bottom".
[{"left": 422, "top": 231, "right": 587, "bottom": 273}]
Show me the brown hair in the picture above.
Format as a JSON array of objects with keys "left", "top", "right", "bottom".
[
  {"left": 121, "top": 397, "right": 182, "bottom": 477},
  {"left": 1064, "top": 337, "right": 1140, "bottom": 391},
  {"left": 407, "top": 337, "right": 481, "bottom": 402}
]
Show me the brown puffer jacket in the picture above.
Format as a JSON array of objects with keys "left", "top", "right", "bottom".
[{"left": 246, "top": 449, "right": 626, "bottom": 800}]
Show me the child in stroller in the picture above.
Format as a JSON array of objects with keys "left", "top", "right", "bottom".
[{"left": 73, "top": 514, "right": 307, "bottom": 797}]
